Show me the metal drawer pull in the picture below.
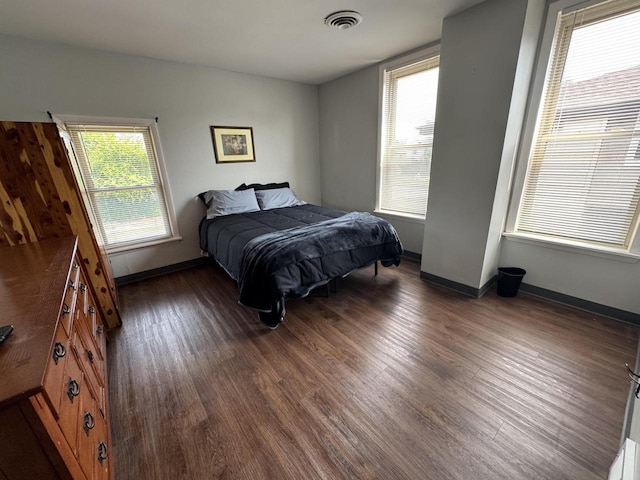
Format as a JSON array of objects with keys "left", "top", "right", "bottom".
[
  {"left": 52, "top": 342, "right": 66, "bottom": 365},
  {"left": 89, "top": 306, "right": 95, "bottom": 314},
  {"left": 627, "top": 364, "right": 640, "bottom": 398},
  {"left": 61, "top": 303, "right": 71, "bottom": 316},
  {"left": 67, "top": 378, "right": 80, "bottom": 403},
  {"left": 83, "top": 411, "right": 95, "bottom": 435},
  {"left": 73, "top": 262, "right": 78, "bottom": 270},
  {"left": 97, "top": 442, "right": 108, "bottom": 464},
  {"left": 80, "top": 283, "right": 87, "bottom": 293},
  {"left": 68, "top": 279, "right": 76, "bottom": 290},
  {"left": 96, "top": 326, "right": 103, "bottom": 336},
  {"left": 86, "top": 349, "right": 94, "bottom": 362}
]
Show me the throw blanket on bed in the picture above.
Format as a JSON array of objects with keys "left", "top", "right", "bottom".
[
  {"left": 238, "top": 212, "right": 403, "bottom": 312},
  {"left": 199, "top": 204, "right": 347, "bottom": 281}
]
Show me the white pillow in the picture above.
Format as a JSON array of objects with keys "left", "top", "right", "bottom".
[
  {"left": 204, "top": 189, "right": 260, "bottom": 219},
  {"left": 255, "top": 187, "right": 306, "bottom": 210}
]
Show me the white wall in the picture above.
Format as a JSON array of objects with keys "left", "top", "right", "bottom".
[
  {"left": 501, "top": 241, "right": 640, "bottom": 314},
  {"left": 318, "top": 52, "right": 427, "bottom": 254},
  {"left": 420, "top": 0, "right": 529, "bottom": 289},
  {"left": 478, "top": 0, "right": 547, "bottom": 287},
  {"left": 0, "top": 34, "right": 321, "bottom": 277},
  {"left": 318, "top": 0, "right": 639, "bottom": 315}
]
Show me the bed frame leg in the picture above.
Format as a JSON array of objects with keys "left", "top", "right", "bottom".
[{"left": 375, "top": 261, "right": 378, "bottom": 276}]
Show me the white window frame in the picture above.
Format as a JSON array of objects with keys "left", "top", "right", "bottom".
[
  {"left": 375, "top": 45, "right": 440, "bottom": 223},
  {"left": 54, "top": 114, "right": 181, "bottom": 254},
  {"left": 504, "top": 0, "right": 640, "bottom": 262}
]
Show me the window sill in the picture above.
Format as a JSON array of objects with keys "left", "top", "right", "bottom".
[
  {"left": 374, "top": 210, "right": 426, "bottom": 225},
  {"left": 502, "top": 232, "right": 640, "bottom": 263},
  {"left": 107, "top": 235, "right": 182, "bottom": 255}
]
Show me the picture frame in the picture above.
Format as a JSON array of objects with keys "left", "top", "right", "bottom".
[{"left": 210, "top": 126, "right": 256, "bottom": 163}]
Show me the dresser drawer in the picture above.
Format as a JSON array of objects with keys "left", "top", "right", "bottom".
[
  {"left": 61, "top": 260, "right": 81, "bottom": 335},
  {"left": 94, "top": 411, "right": 110, "bottom": 480},
  {"left": 89, "top": 305, "right": 106, "bottom": 382},
  {"left": 95, "top": 317, "right": 107, "bottom": 364},
  {"left": 73, "top": 324, "right": 105, "bottom": 416},
  {"left": 77, "top": 285, "right": 106, "bottom": 380},
  {"left": 42, "top": 323, "right": 70, "bottom": 418},
  {"left": 92, "top": 306, "right": 107, "bottom": 364},
  {"left": 76, "top": 273, "right": 89, "bottom": 324},
  {"left": 57, "top": 349, "right": 83, "bottom": 456},
  {"left": 75, "top": 273, "right": 104, "bottom": 350},
  {"left": 61, "top": 285, "right": 77, "bottom": 337},
  {"left": 82, "top": 295, "right": 105, "bottom": 363},
  {"left": 77, "top": 374, "right": 100, "bottom": 480}
]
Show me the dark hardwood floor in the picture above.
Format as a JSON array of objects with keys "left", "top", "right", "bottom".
[{"left": 108, "top": 258, "right": 638, "bottom": 479}]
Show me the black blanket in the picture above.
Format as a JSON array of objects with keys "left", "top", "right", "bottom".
[
  {"left": 238, "top": 211, "right": 402, "bottom": 312},
  {"left": 199, "top": 205, "right": 403, "bottom": 320},
  {"left": 199, "top": 204, "right": 346, "bottom": 280}
]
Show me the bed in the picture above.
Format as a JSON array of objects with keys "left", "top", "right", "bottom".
[{"left": 198, "top": 184, "right": 403, "bottom": 328}]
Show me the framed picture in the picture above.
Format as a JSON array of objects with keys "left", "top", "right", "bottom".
[{"left": 210, "top": 126, "right": 256, "bottom": 163}]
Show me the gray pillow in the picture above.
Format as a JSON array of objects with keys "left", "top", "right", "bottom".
[
  {"left": 204, "top": 189, "right": 260, "bottom": 219},
  {"left": 255, "top": 188, "right": 306, "bottom": 210}
]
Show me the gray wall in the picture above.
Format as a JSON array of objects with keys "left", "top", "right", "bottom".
[
  {"left": 319, "top": 0, "right": 639, "bottom": 315},
  {"left": 318, "top": 53, "right": 427, "bottom": 254},
  {"left": 501, "top": 241, "right": 640, "bottom": 314},
  {"left": 421, "top": 0, "right": 529, "bottom": 288},
  {"left": 0, "top": 34, "right": 321, "bottom": 278},
  {"left": 319, "top": 0, "right": 534, "bottom": 278},
  {"left": 319, "top": 66, "right": 378, "bottom": 213}
]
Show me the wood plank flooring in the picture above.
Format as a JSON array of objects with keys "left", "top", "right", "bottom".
[{"left": 108, "top": 258, "right": 638, "bottom": 479}]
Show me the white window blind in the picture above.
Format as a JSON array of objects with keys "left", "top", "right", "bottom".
[
  {"left": 379, "top": 55, "right": 439, "bottom": 217},
  {"left": 67, "top": 124, "right": 173, "bottom": 249},
  {"left": 517, "top": 0, "right": 640, "bottom": 248}
]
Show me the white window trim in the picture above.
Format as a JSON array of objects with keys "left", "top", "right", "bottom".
[
  {"left": 504, "top": 0, "right": 640, "bottom": 260},
  {"left": 375, "top": 45, "right": 440, "bottom": 220},
  {"left": 375, "top": 209, "right": 426, "bottom": 225},
  {"left": 107, "top": 235, "right": 181, "bottom": 255},
  {"left": 53, "top": 114, "right": 181, "bottom": 253},
  {"left": 503, "top": 232, "right": 640, "bottom": 263}
]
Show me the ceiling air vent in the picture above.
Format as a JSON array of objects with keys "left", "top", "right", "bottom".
[{"left": 324, "top": 10, "right": 363, "bottom": 30}]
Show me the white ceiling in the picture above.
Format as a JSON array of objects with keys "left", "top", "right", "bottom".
[{"left": 0, "top": 0, "right": 485, "bottom": 85}]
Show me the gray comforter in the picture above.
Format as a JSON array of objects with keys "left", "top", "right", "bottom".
[{"left": 199, "top": 204, "right": 403, "bottom": 322}]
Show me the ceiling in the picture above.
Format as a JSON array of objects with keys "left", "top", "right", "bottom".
[{"left": 0, "top": 0, "right": 486, "bottom": 85}]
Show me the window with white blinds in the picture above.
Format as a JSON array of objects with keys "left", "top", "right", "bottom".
[
  {"left": 67, "top": 123, "right": 175, "bottom": 250},
  {"left": 378, "top": 53, "right": 440, "bottom": 218},
  {"left": 516, "top": 0, "right": 640, "bottom": 249}
]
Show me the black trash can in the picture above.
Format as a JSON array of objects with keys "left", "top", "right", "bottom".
[{"left": 496, "top": 267, "right": 527, "bottom": 297}]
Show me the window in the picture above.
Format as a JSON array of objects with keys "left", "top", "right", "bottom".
[
  {"left": 377, "top": 49, "right": 440, "bottom": 218},
  {"left": 59, "top": 117, "right": 178, "bottom": 252},
  {"left": 513, "top": 0, "right": 640, "bottom": 252}
]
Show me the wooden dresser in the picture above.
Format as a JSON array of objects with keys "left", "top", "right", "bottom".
[
  {"left": 0, "top": 237, "right": 113, "bottom": 479},
  {"left": 0, "top": 121, "right": 121, "bottom": 330}
]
